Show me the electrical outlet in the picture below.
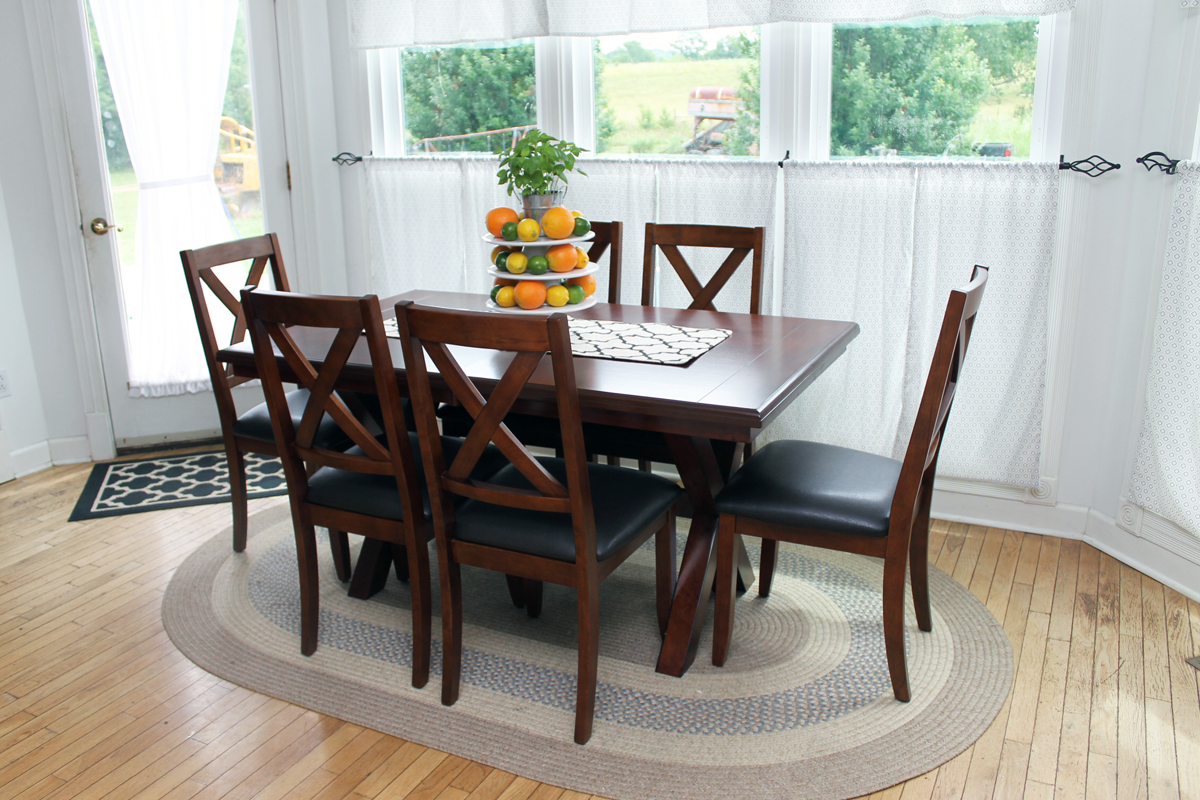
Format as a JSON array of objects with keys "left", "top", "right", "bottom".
[{"left": 0, "top": 369, "right": 10, "bottom": 399}]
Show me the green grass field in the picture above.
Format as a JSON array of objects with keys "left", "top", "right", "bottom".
[
  {"left": 598, "top": 59, "right": 753, "bottom": 154},
  {"left": 969, "top": 84, "right": 1034, "bottom": 158},
  {"left": 106, "top": 167, "right": 264, "bottom": 268}
]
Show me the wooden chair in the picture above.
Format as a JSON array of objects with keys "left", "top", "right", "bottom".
[
  {"left": 642, "top": 222, "right": 765, "bottom": 313},
  {"left": 711, "top": 266, "right": 989, "bottom": 702},
  {"left": 181, "top": 234, "right": 351, "bottom": 576},
  {"left": 394, "top": 300, "right": 683, "bottom": 744},
  {"left": 587, "top": 220, "right": 624, "bottom": 305},
  {"left": 240, "top": 288, "right": 509, "bottom": 688}
]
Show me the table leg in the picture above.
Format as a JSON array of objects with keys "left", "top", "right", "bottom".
[
  {"left": 656, "top": 434, "right": 754, "bottom": 677},
  {"left": 349, "top": 539, "right": 393, "bottom": 599}
]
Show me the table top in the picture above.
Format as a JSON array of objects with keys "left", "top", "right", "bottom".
[{"left": 218, "top": 290, "right": 859, "bottom": 443}]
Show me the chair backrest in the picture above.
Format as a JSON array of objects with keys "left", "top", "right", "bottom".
[
  {"left": 392, "top": 301, "right": 598, "bottom": 563},
  {"left": 181, "top": 233, "right": 291, "bottom": 430},
  {"left": 642, "top": 223, "right": 765, "bottom": 314},
  {"left": 892, "top": 265, "right": 989, "bottom": 526},
  {"left": 585, "top": 221, "right": 623, "bottom": 305},
  {"left": 240, "top": 288, "right": 424, "bottom": 515}
]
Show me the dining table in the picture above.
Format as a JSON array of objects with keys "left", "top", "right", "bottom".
[{"left": 218, "top": 289, "right": 859, "bottom": 677}]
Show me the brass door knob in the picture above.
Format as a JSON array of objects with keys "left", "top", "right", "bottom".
[{"left": 90, "top": 218, "right": 123, "bottom": 235}]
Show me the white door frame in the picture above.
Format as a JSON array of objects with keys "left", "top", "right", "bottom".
[{"left": 26, "top": 0, "right": 298, "bottom": 451}]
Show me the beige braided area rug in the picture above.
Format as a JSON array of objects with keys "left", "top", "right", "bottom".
[{"left": 163, "top": 503, "right": 1012, "bottom": 800}]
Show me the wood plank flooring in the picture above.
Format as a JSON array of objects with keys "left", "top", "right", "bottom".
[{"left": 1, "top": 460, "right": 1198, "bottom": 799}]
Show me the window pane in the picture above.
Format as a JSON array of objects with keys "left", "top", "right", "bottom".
[
  {"left": 593, "top": 27, "right": 759, "bottom": 157},
  {"left": 831, "top": 18, "right": 1039, "bottom": 159},
  {"left": 402, "top": 40, "right": 536, "bottom": 154}
]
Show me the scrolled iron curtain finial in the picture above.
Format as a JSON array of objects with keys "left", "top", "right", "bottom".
[
  {"left": 1136, "top": 151, "right": 1179, "bottom": 175},
  {"left": 332, "top": 152, "right": 364, "bottom": 166},
  {"left": 1059, "top": 154, "right": 1121, "bottom": 177}
]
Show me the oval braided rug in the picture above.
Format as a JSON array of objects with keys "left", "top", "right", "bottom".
[{"left": 163, "top": 503, "right": 1012, "bottom": 800}]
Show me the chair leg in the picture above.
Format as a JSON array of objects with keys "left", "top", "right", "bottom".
[
  {"left": 712, "top": 514, "right": 738, "bottom": 667},
  {"left": 605, "top": 455, "right": 619, "bottom": 466},
  {"left": 403, "top": 530, "right": 431, "bottom": 689},
  {"left": 638, "top": 460, "right": 652, "bottom": 473},
  {"left": 758, "top": 539, "right": 778, "bottom": 598},
  {"left": 227, "top": 447, "right": 249, "bottom": 553},
  {"left": 393, "top": 545, "right": 410, "bottom": 583},
  {"left": 655, "top": 509, "right": 677, "bottom": 636},
  {"left": 910, "top": 473, "right": 936, "bottom": 633},
  {"left": 295, "top": 520, "right": 320, "bottom": 656},
  {"left": 575, "top": 580, "right": 601, "bottom": 745},
  {"left": 440, "top": 557, "right": 464, "bottom": 706},
  {"left": 328, "top": 530, "right": 351, "bottom": 582},
  {"left": 881, "top": 550, "right": 911, "bottom": 702}
]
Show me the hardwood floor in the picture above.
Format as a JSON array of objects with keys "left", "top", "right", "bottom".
[{"left": 1, "top": 460, "right": 1198, "bottom": 799}]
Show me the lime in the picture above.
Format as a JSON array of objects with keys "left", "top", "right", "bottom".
[
  {"left": 495, "top": 286, "right": 516, "bottom": 307},
  {"left": 566, "top": 284, "right": 585, "bottom": 304},
  {"left": 501, "top": 221, "right": 519, "bottom": 241},
  {"left": 495, "top": 251, "right": 509, "bottom": 271},
  {"left": 490, "top": 245, "right": 510, "bottom": 264},
  {"left": 572, "top": 217, "right": 591, "bottom": 237},
  {"left": 546, "top": 284, "right": 569, "bottom": 307},
  {"left": 527, "top": 255, "right": 549, "bottom": 275},
  {"left": 490, "top": 285, "right": 502, "bottom": 302}
]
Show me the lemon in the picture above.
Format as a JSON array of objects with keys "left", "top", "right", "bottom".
[
  {"left": 517, "top": 218, "right": 541, "bottom": 242},
  {"left": 545, "top": 284, "right": 569, "bottom": 307},
  {"left": 495, "top": 286, "right": 516, "bottom": 307},
  {"left": 506, "top": 252, "right": 528, "bottom": 274},
  {"left": 575, "top": 247, "right": 589, "bottom": 270},
  {"left": 571, "top": 210, "right": 582, "bottom": 217}
]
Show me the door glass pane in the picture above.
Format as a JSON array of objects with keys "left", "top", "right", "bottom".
[
  {"left": 402, "top": 40, "right": 537, "bottom": 153},
  {"left": 88, "top": 0, "right": 261, "bottom": 275},
  {"left": 593, "top": 27, "right": 759, "bottom": 157},
  {"left": 831, "top": 17, "right": 1039, "bottom": 159}
]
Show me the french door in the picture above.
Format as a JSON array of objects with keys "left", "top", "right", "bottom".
[{"left": 55, "top": 0, "right": 296, "bottom": 449}]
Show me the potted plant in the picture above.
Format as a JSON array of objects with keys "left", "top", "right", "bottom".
[{"left": 495, "top": 129, "right": 587, "bottom": 223}]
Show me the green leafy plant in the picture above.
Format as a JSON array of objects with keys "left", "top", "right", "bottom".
[{"left": 495, "top": 129, "right": 587, "bottom": 197}]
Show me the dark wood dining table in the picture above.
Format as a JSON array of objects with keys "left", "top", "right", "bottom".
[{"left": 218, "top": 289, "right": 858, "bottom": 677}]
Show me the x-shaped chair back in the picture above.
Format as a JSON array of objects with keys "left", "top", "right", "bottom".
[
  {"left": 393, "top": 301, "right": 596, "bottom": 559},
  {"left": 892, "top": 265, "right": 989, "bottom": 534},
  {"left": 240, "top": 288, "right": 421, "bottom": 503},
  {"left": 585, "top": 221, "right": 623, "bottom": 305},
  {"left": 642, "top": 223, "right": 765, "bottom": 314},
  {"left": 182, "top": 234, "right": 291, "bottom": 417}
]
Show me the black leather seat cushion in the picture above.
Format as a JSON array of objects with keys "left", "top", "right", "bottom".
[
  {"left": 453, "top": 458, "right": 683, "bottom": 562},
  {"left": 232, "top": 389, "right": 353, "bottom": 450},
  {"left": 438, "top": 405, "right": 675, "bottom": 463},
  {"left": 714, "top": 440, "right": 902, "bottom": 537},
  {"left": 305, "top": 434, "right": 510, "bottom": 521}
]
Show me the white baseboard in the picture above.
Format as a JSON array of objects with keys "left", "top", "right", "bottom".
[
  {"left": 0, "top": 430, "right": 14, "bottom": 483},
  {"left": 12, "top": 441, "right": 52, "bottom": 477},
  {"left": 1084, "top": 509, "right": 1200, "bottom": 603},
  {"left": 49, "top": 436, "right": 93, "bottom": 465},
  {"left": 116, "top": 427, "right": 223, "bottom": 450},
  {"left": 930, "top": 487, "right": 1088, "bottom": 538}
]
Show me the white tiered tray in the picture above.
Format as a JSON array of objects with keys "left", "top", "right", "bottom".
[
  {"left": 482, "top": 231, "right": 596, "bottom": 247},
  {"left": 486, "top": 295, "right": 597, "bottom": 314},
  {"left": 487, "top": 261, "right": 599, "bottom": 281}
]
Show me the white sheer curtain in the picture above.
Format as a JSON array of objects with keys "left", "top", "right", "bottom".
[
  {"left": 91, "top": 0, "right": 239, "bottom": 397},
  {"left": 763, "top": 160, "right": 1058, "bottom": 488},
  {"left": 1128, "top": 162, "right": 1200, "bottom": 538},
  {"left": 348, "top": 0, "right": 1076, "bottom": 48}
]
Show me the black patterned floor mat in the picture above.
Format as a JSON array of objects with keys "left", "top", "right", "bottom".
[{"left": 69, "top": 450, "right": 287, "bottom": 521}]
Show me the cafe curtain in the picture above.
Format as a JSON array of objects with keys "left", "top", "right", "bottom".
[
  {"left": 347, "top": 0, "right": 1076, "bottom": 48},
  {"left": 764, "top": 160, "right": 1058, "bottom": 488},
  {"left": 1127, "top": 162, "right": 1200, "bottom": 539},
  {"left": 90, "top": 0, "right": 239, "bottom": 397}
]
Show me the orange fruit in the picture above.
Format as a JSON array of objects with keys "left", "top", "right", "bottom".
[
  {"left": 566, "top": 274, "right": 597, "bottom": 298},
  {"left": 486, "top": 207, "right": 519, "bottom": 237},
  {"left": 494, "top": 277, "right": 518, "bottom": 287},
  {"left": 541, "top": 206, "right": 575, "bottom": 239},
  {"left": 513, "top": 281, "right": 547, "bottom": 310},
  {"left": 575, "top": 247, "right": 589, "bottom": 269},
  {"left": 547, "top": 243, "right": 577, "bottom": 273}
]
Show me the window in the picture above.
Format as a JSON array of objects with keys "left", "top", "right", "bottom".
[
  {"left": 592, "top": 27, "right": 759, "bottom": 156},
  {"left": 365, "top": 15, "right": 1067, "bottom": 163}
]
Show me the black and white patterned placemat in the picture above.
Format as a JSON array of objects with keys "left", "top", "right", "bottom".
[
  {"left": 69, "top": 451, "right": 287, "bottom": 521},
  {"left": 568, "top": 319, "right": 731, "bottom": 366},
  {"left": 383, "top": 317, "right": 730, "bottom": 366}
]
